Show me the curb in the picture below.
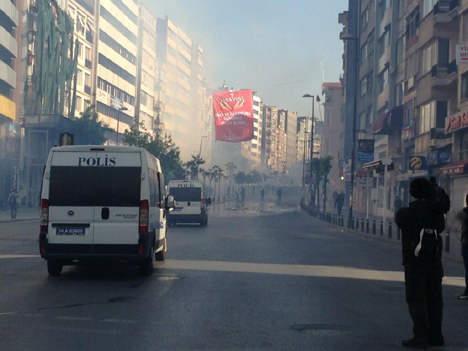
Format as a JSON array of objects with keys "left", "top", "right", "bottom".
[
  {"left": 0, "top": 217, "right": 38, "bottom": 224},
  {"left": 299, "top": 210, "right": 464, "bottom": 264}
]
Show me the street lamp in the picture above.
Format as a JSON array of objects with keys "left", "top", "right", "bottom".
[
  {"left": 117, "top": 106, "right": 128, "bottom": 145},
  {"left": 303, "top": 94, "right": 316, "bottom": 208},
  {"left": 341, "top": 32, "right": 359, "bottom": 229}
]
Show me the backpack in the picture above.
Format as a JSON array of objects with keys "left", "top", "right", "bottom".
[
  {"left": 431, "top": 184, "right": 450, "bottom": 214},
  {"left": 414, "top": 211, "right": 442, "bottom": 260}
]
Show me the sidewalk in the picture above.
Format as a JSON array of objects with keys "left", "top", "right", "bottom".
[{"left": 0, "top": 206, "right": 39, "bottom": 223}]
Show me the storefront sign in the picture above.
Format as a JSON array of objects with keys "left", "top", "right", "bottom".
[
  {"left": 357, "top": 139, "right": 374, "bottom": 163},
  {"left": 445, "top": 111, "right": 468, "bottom": 133},
  {"left": 409, "top": 156, "right": 426, "bottom": 171},
  {"left": 456, "top": 44, "right": 468, "bottom": 65},
  {"left": 401, "top": 120, "right": 416, "bottom": 140}
]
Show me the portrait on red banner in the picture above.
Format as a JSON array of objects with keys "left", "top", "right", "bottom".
[{"left": 212, "top": 90, "right": 254, "bottom": 142}]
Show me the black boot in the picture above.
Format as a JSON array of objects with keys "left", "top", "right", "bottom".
[{"left": 402, "top": 338, "right": 429, "bottom": 349}]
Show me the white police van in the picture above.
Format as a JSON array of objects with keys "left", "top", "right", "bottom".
[
  {"left": 168, "top": 180, "right": 209, "bottom": 226},
  {"left": 39, "top": 146, "right": 174, "bottom": 276}
]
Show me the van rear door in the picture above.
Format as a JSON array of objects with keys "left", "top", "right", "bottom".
[
  {"left": 92, "top": 152, "right": 141, "bottom": 253},
  {"left": 47, "top": 152, "right": 96, "bottom": 253},
  {"left": 169, "top": 182, "right": 202, "bottom": 216}
]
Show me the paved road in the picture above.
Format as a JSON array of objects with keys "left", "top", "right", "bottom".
[{"left": 0, "top": 200, "right": 467, "bottom": 350}]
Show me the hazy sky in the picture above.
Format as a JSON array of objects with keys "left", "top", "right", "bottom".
[{"left": 144, "top": 0, "right": 348, "bottom": 118}]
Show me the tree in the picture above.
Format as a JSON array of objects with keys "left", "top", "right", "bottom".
[
  {"left": 123, "top": 124, "right": 185, "bottom": 182},
  {"left": 234, "top": 171, "right": 246, "bottom": 185},
  {"left": 185, "top": 155, "right": 205, "bottom": 180},
  {"left": 71, "top": 106, "right": 107, "bottom": 145}
]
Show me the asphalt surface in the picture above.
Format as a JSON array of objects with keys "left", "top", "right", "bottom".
[{"left": 0, "top": 198, "right": 467, "bottom": 351}]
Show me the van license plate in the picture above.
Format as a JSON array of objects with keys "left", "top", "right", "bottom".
[{"left": 56, "top": 228, "right": 85, "bottom": 235}]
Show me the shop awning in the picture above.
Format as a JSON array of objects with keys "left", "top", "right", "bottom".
[
  {"left": 363, "top": 160, "right": 381, "bottom": 169},
  {"left": 372, "top": 106, "right": 404, "bottom": 134},
  {"left": 440, "top": 159, "right": 468, "bottom": 175}
]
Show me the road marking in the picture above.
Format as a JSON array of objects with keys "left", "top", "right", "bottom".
[
  {"left": 157, "top": 259, "right": 465, "bottom": 288},
  {"left": 54, "top": 316, "right": 93, "bottom": 321},
  {"left": 0, "top": 254, "right": 40, "bottom": 259},
  {"left": 100, "top": 319, "right": 137, "bottom": 324}
]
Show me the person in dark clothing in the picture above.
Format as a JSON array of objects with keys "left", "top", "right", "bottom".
[
  {"left": 276, "top": 188, "right": 282, "bottom": 203},
  {"left": 7, "top": 190, "right": 19, "bottom": 220},
  {"left": 240, "top": 187, "right": 246, "bottom": 202},
  {"left": 260, "top": 188, "right": 265, "bottom": 201},
  {"left": 395, "top": 178, "right": 445, "bottom": 349},
  {"left": 335, "top": 191, "right": 344, "bottom": 216},
  {"left": 452, "top": 194, "right": 468, "bottom": 300}
]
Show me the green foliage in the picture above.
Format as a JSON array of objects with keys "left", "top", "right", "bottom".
[
  {"left": 234, "top": 171, "right": 246, "bottom": 184},
  {"left": 123, "top": 124, "right": 185, "bottom": 182},
  {"left": 71, "top": 106, "right": 107, "bottom": 145},
  {"left": 185, "top": 155, "right": 205, "bottom": 179}
]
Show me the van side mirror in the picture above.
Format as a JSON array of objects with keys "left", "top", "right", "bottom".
[
  {"left": 206, "top": 197, "right": 212, "bottom": 205},
  {"left": 166, "top": 195, "right": 175, "bottom": 211}
]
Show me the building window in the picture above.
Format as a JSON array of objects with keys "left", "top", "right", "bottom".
[
  {"left": 422, "top": 42, "right": 437, "bottom": 75},
  {"left": 98, "top": 54, "right": 136, "bottom": 85},
  {"left": 406, "top": 7, "right": 420, "bottom": 38},
  {"left": 422, "top": 0, "right": 437, "bottom": 18},
  {"left": 419, "top": 100, "right": 447, "bottom": 134},
  {"left": 397, "top": 36, "right": 406, "bottom": 63},
  {"left": 100, "top": 6, "right": 137, "bottom": 43},
  {"left": 77, "top": 69, "right": 83, "bottom": 85},
  {"left": 360, "top": 76, "right": 367, "bottom": 96},
  {"left": 361, "top": 7, "right": 369, "bottom": 28},
  {"left": 76, "top": 96, "right": 82, "bottom": 112},
  {"left": 461, "top": 72, "right": 468, "bottom": 100},
  {"left": 85, "top": 46, "right": 91, "bottom": 60},
  {"left": 100, "top": 30, "right": 136, "bottom": 64},
  {"left": 84, "top": 73, "right": 90, "bottom": 87}
]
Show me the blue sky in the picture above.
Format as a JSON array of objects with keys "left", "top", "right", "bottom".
[{"left": 143, "top": 0, "right": 348, "bottom": 117}]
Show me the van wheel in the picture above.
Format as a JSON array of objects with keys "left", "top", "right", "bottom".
[
  {"left": 139, "top": 247, "right": 154, "bottom": 276},
  {"left": 155, "top": 239, "right": 167, "bottom": 261},
  {"left": 47, "top": 260, "right": 63, "bottom": 276}
]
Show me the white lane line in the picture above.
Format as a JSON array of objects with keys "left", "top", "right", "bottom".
[
  {"left": 100, "top": 319, "right": 138, "bottom": 324},
  {"left": 0, "top": 254, "right": 40, "bottom": 259},
  {"left": 54, "top": 316, "right": 93, "bottom": 321}
]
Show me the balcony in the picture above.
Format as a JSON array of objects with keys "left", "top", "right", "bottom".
[
  {"left": 434, "top": 0, "right": 459, "bottom": 25},
  {"left": 431, "top": 61, "right": 457, "bottom": 88},
  {"left": 0, "top": 0, "right": 19, "bottom": 27},
  {"left": 0, "top": 27, "right": 17, "bottom": 58}
]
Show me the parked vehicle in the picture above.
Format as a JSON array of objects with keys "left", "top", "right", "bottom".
[
  {"left": 168, "top": 180, "right": 209, "bottom": 226},
  {"left": 38, "top": 145, "right": 174, "bottom": 276}
]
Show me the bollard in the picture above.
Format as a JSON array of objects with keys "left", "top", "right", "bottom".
[
  {"left": 361, "top": 218, "right": 364, "bottom": 233},
  {"left": 388, "top": 222, "right": 392, "bottom": 239},
  {"left": 380, "top": 220, "right": 383, "bottom": 236},
  {"left": 445, "top": 231, "right": 450, "bottom": 253},
  {"left": 372, "top": 220, "right": 376, "bottom": 235},
  {"left": 366, "top": 219, "right": 369, "bottom": 234}
]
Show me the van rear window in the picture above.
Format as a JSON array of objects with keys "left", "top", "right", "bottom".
[
  {"left": 169, "top": 187, "right": 202, "bottom": 202},
  {"left": 49, "top": 166, "right": 141, "bottom": 207}
]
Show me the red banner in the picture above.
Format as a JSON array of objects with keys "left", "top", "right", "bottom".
[{"left": 212, "top": 90, "right": 254, "bottom": 142}]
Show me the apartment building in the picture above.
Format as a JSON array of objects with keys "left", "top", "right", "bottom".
[
  {"left": 339, "top": 0, "right": 468, "bottom": 221},
  {"left": 262, "top": 105, "right": 280, "bottom": 171},
  {"left": 321, "top": 82, "right": 344, "bottom": 209},
  {"left": 0, "top": 0, "right": 20, "bottom": 206},
  {"left": 296, "top": 117, "right": 309, "bottom": 184},
  {"left": 95, "top": 0, "right": 138, "bottom": 144},
  {"left": 67, "top": 0, "right": 95, "bottom": 117},
  {"left": 284, "top": 110, "right": 298, "bottom": 173},
  {"left": 241, "top": 95, "right": 263, "bottom": 168},
  {"left": 136, "top": 4, "right": 157, "bottom": 138},
  {"left": 156, "top": 16, "right": 204, "bottom": 160}
]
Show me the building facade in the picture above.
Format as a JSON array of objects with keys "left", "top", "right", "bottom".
[
  {"left": 95, "top": 0, "right": 138, "bottom": 144},
  {"left": 0, "top": 0, "right": 21, "bottom": 207},
  {"left": 321, "top": 82, "right": 344, "bottom": 210}
]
